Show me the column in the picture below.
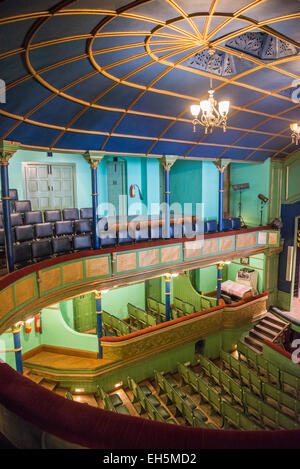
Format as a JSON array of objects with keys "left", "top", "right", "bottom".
[
  {"left": 214, "top": 160, "right": 230, "bottom": 233},
  {"left": 12, "top": 323, "right": 23, "bottom": 374},
  {"left": 164, "top": 273, "right": 172, "bottom": 321},
  {"left": 94, "top": 291, "right": 103, "bottom": 359},
  {"left": 159, "top": 156, "right": 177, "bottom": 239},
  {"left": 0, "top": 141, "right": 19, "bottom": 272},
  {"left": 217, "top": 262, "right": 224, "bottom": 305},
  {"left": 83, "top": 151, "right": 104, "bottom": 250}
]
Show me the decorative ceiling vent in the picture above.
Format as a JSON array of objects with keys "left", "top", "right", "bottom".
[
  {"left": 225, "top": 32, "right": 298, "bottom": 60},
  {"left": 186, "top": 49, "right": 236, "bottom": 77}
]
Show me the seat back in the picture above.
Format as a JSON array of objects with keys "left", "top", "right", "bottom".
[
  {"left": 14, "top": 225, "right": 34, "bottom": 243},
  {"left": 52, "top": 236, "right": 72, "bottom": 255},
  {"left": 14, "top": 200, "right": 32, "bottom": 213},
  {"left": 231, "top": 217, "right": 241, "bottom": 230},
  {"left": 74, "top": 219, "right": 92, "bottom": 234},
  {"left": 222, "top": 218, "right": 232, "bottom": 231},
  {"left": 62, "top": 208, "right": 79, "bottom": 221},
  {"left": 10, "top": 213, "right": 23, "bottom": 227},
  {"left": 44, "top": 210, "right": 61, "bottom": 223},
  {"left": 34, "top": 222, "right": 53, "bottom": 239},
  {"left": 24, "top": 211, "right": 43, "bottom": 225},
  {"left": 32, "top": 239, "right": 52, "bottom": 260},
  {"left": 205, "top": 220, "right": 218, "bottom": 233},
  {"left": 14, "top": 243, "right": 32, "bottom": 266},
  {"left": 9, "top": 189, "right": 18, "bottom": 200},
  {"left": 55, "top": 220, "right": 73, "bottom": 236},
  {"left": 80, "top": 208, "right": 93, "bottom": 219},
  {"left": 73, "top": 234, "right": 92, "bottom": 251}
]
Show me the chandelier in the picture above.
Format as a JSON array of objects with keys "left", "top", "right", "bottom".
[
  {"left": 290, "top": 123, "right": 300, "bottom": 145},
  {"left": 190, "top": 48, "right": 230, "bottom": 134}
]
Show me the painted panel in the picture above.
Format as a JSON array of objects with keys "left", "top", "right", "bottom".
[
  {"left": 115, "top": 252, "right": 137, "bottom": 273},
  {"left": 203, "top": 238, "right": 218, "bottom": 256},
  {"left": 138, "top": 248, "right": 160, "bottom": 268},
  {"left": 236, "top": 232, "right": 257, "bottom": 250},
  {"left": 62, "top": 261, "right": 84, "bottom": 284},
  {"left": 0, "top": 287, "right": 15, "bottom": 322},
  {"left": 15, "top": 276, "right": 37, "bottom": 307},
  {"left": 160, "top": 244, "right": 182, "bottom": 264},
  {"left": 85, "top": 256, "right": 110, "bottom": 278},
  {"left": 39, "top": 267, "right": 62, "bottom": 294}
]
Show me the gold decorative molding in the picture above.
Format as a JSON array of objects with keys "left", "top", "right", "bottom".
[{"left": 83, "top": 151, "right": 104, "bottom": 170}]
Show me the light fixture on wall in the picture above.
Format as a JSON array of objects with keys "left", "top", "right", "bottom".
[
  {"left": 290, "top": 123, "right": 300, "bottom": 145},
  {"left": 190, "top": 48, "right": 230, "bottom": 134}
]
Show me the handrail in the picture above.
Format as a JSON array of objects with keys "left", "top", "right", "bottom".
[
  {"left": 270, "top": 306, "right": 300, "bottom": 328},
  {"left": 0, "top": 361, "right": 299, "bottom": 449}
]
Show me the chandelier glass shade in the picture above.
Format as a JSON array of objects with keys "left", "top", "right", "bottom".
[
  {"left": 290, "top": 123, "right": 300, "bottom": 145},
  {"left": 190, "top": 48, "right": 230, "bottom": 134}
]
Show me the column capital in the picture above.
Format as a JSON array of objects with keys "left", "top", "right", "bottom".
[
  {"left": 83, "top": 151, "right": 104, "bottom": 170},
  {"left": 0, "top": 140, "right": 20, "bottom": 165},
  {"left": 94, "top": 290, "right": 102, "bottom": 300},
  {"left": 213, "top": 159, "right": 230, "bottom": 173},
  {"left": 159, "top": 155, "right": 177, "bottom": 172}
]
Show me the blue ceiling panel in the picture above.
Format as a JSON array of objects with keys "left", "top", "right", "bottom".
[
  {"left": 99, "top": 16, "right": 156, "bottom": 34},
  {"left": 0, "top": 115, "right": 18, "bottom": 137},
  {"left": 96, "top": 84, "right": 144, "bottom": 109},
  {"left": 64, "top": 0, "right": 132, "bottom": 9},
  {"left": 149, "top": 140, "right": 195, "bottom": 156},
  {"left": 101, "top": 57, "right": 158, "bottom": 82},
  {"left": 8, "top": 122, "right": 62, "bottom": 148},
  {"left": 256, "top": 119, "right": 290, "bottom": 134},
  {"left": 71, "top": 108, "right": 123, "bottom": 133},
  {"left": 132, "top": 91, "right": 194, "bottom": 118},
  {"left": 130, "top": 0, "right": 182, "bottom": 22},
  {"left": 261, "top": 135, "right": 291, "bottom": 151},
  {"left": 162, "top": 121, "right": 203, "bottom": 142},
  {"left": 122, "top": 61, "right": 170, "bottom": 87},
  {"left": 4, "top": 79, "right": 53, "bottom": 116},
  {"left": 226, "top": 111, "right": 267, "bottom": 130},
  {"left": 114, "top": 114, "right": 171, "bottom": 138},
  {"left": 269, "top": 19, "right": 300, "bottom": 43},
  {"left": 249, "top": 0, "right": 300, "bottom": 21},
  {"left": 40, "top": 58, "right": 96, "bottom": 90},
  {"left": 93, "top": 46, "right": 148, "bottom": 70},
  {"left": 92, "top": 35, "right": 148, "bottom": 52},
  {"left": 228, "top": 132, "right": 271, "bottom": 150},
  {"left": 30, "top": 96, "right": 85, "bottom": 127},
  {"left": 29, "top": 40, "right": 87, "bottom": 71},
  {"left": 237, "top": 68, "right": 293, "bottom": 92},
  {"left": 247, "top": 96, "right": 294, "bottom": 115},
  {"left": 280, "top": 107, "right": 300, "bottom": 121},
  {"left": 55, "top": 132, "right": 107, "bottom": 151},
  {"left": 213, "top": 84, "right": 262, "bottom": 108},
  {"left": 0, "top": 19, "right": 36, "bottom": 55},
  {"left": 104, "top": 136, "right": 154, "bottom": 154},
  {"left": 247, "top": 150, "right": 275, "bottom": 162},
  {"left": 32, "top": 14, "right": 105, "bottom": 44},
  {"left": 187, "top": 144, "right": 228, "bottom": 159},
  {"left": 66, "top": 74, "right": 116, "bottom": 103},
  {"left": 0, "top": 55, "right": 28, "bottom": 87},
  {"left": 0, "top": 1, "right": 55, "bottom": 17},
  {"left": 196, "top": 127, "right": 245, "bottom": 145}
]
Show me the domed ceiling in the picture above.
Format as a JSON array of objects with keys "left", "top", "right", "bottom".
[{"left": 0, "top": 0, "right": 299, "bottom": 162}]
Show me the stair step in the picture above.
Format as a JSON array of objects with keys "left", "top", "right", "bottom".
[
  {"left": 265, "top": 313, "right": 288, "bottom": 328},
  {"left": 254, "top": 324, "right": 277, "bottom": 339},
  {"left": 27, "top": 372, "right": 44, "bottom": 384},
  {"left": 244, "top": 335, "right": 263, "bottom": 353},
  {"left": 260, "top": 319, "right": 282, "bottom": 333},
  {"left": 40, "top": 380, "right": 57, "bottom": 391},
  {"left": 249, "top": 329, "right": 271, "bottom": 343}
]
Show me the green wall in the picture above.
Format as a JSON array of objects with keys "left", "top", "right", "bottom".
[{"left": 230, "top": 159, "right": 271, "bottom": 227}]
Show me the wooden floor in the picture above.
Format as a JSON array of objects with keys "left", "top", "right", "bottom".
[{"left": 24, "top": 350, "right": 114, "bottom": 371}]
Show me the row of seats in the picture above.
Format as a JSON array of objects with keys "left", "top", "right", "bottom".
[
  {"left": 0, "top": 206, "right": 93, "bottom": 226},
  {"left": 220, "top": 350, "right": 300, "bottom": 418},
  {"left": 102, "top": 311, "right": 132, "bottom": 337},
  {"left": 154, "top": 369, "right": 216, "bottom": 429},
  {"left": 127, "top": 303, "right": 159, "bottom": 329},
  {"left": 237, "top": 341, "right": 300, "bottom": 399},
  {"left": 196, "top": 354, "right": 298, "bottom": 430},
  {"left": 96, "top": 386, "right": 130, "bottom": 416}
]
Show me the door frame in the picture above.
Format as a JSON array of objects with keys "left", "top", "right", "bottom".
[
  {"left": 290, "top": 214, "right": 300, "bottom": 309},
  {"left": 106, "top": 158, "right": 127, "bottom": 216},
  {"left": 22, "top": 162, "right": 77, "bottom": 209}
]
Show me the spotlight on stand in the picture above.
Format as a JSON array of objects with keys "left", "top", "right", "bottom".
[
  {"left": 232, "top": 183, "right": 249, "bottom": 227},
  {"left": 258, "top": 193, "right": 269, "bottom": 226}
]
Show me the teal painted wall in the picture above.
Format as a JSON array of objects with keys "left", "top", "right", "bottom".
[
  {"left": 201, "top": 161, "right": 219, "bottom": 221},
  {"left": 193, "top": 265, "right": 217, "bottom": 294},
  {"left": 230, "top": 159, "right": 271, "bottom": 227},
  {"left": 170, "top": 160, "right": 202, "bottom": 215},
  {"left": 102, "top": 282, "right": 146, "bottom": 320}
]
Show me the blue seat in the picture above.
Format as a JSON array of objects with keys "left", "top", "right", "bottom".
[
  {"left": 14, "top": 200, "right": 32, "bottom": 213},
  {"left": 54, "top": 220, "right": 73, "bottom": 237},
  {"left": 44, "top": 210, "right": 61, "bottom": 223},
  {"left": 80, "top": 208, "right": 93, "bottom": 220},
  {"left": 14, "top": 225, "right": 34, "bottom": 243},
  {"left": 32, "top": 239, "right": 52, "bottom": 261},
  {"left": 149, "top": 224, "right": 162, "bottom": 240},
  {"left": 134, "top": 224, "right": 149, "bottom": 242},
  {"left": 14, "top": 243, "right": 32, "bottom": 267},
  {"left": 52, "top": 237, "right": 72, "bottom": 255},
  {"left": 10, "top": 213, "right": 23, "bottom": 227},
  {"left": 62, "top": 208, "right": 79, "bottom": 221},
  {"left": 73, "top": 234, "right": 92, "bottom": 251},
  {"left": 222, "top": 218, "right": 232, "bottom": 231},
  {"left": 194, "top": 220, "right": 205, "bottom": 235},
  {"left": 24, "top": 211, "right": 43, "bottom": 225},
  {"left": 205, "top": 220, "right": 218, "bottom": 233},
  {"left": 74, "top": 219, "right": 92, "bottom": 234},
  {"left": 231, "top": 217, "right": 241, "bottom": 230}
]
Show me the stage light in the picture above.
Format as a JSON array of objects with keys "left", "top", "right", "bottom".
[
  {"left": 258, "top": 194, "right": 269, "bottom": 226},
  {"left": 258, "top": 193, "right": 269, "bottom": 203}
]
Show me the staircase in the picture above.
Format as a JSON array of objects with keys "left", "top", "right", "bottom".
[{"left": 242, "top": 313, "right": 289, "bottom": 354}]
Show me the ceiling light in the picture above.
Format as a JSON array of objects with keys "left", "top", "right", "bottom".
[
  {"left": 290, "top": 123, "right": 300, "bottom": 145},
  {"left": 190, "top": 48, "right": 230, "bottom": 134}
]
